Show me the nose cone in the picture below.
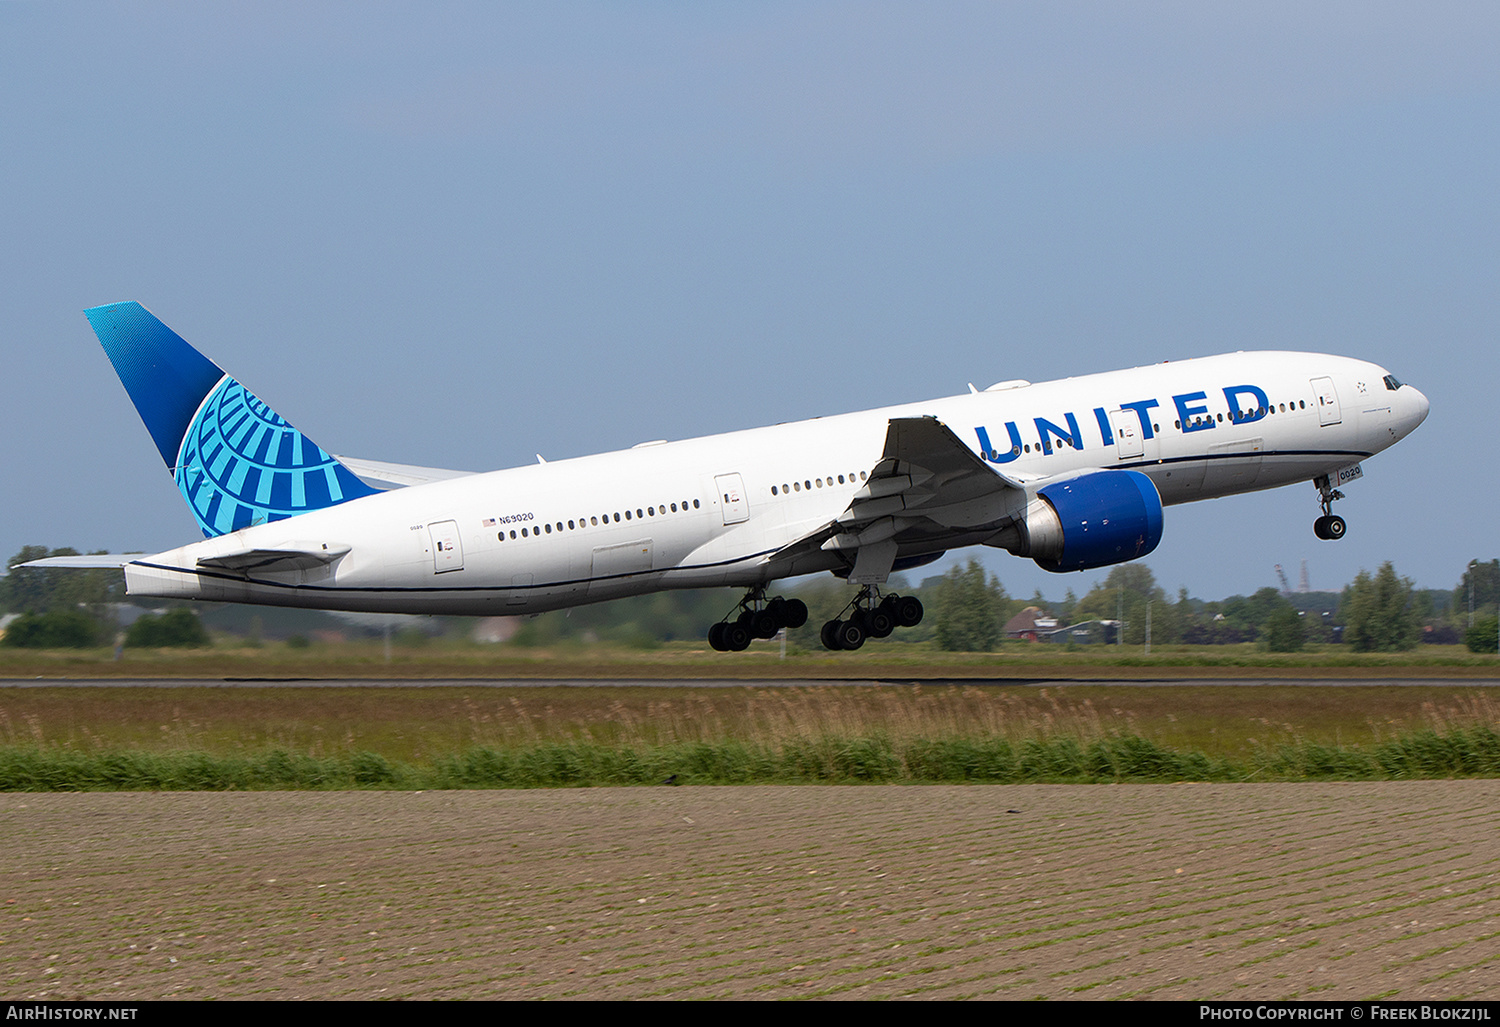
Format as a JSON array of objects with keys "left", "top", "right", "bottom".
[{"left": 1400, "top": 385, "right": 1430, "bottom": 437}]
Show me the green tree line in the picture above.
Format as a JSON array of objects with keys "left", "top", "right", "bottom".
[{"left": 3, "top": 544, "right": 1497, "bottom": 654}]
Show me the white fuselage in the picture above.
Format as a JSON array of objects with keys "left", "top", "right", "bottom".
[{"left": 122, "top": 351, "right": 1428, "bottom": 614}]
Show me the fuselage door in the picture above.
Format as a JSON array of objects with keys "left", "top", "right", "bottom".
[
  {"left": 429, "top": 520, "right": 464, "bottom": 573},
  {"left": 1311, "top": 377, "right": 1342, "bottom": 426},
  {"left": 715, "top": 473, "right": 749, "bottom": 525},
  {"left": 1110, "top": 409, "right": 1144, "bottom": 460}
]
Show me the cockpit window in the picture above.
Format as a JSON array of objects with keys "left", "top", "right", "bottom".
[{"left": 1383, "top": 374, "right": 1404, "bottom": 391}]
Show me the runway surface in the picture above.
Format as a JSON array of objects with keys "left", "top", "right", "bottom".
[
  {"left": 5, "top": 782, "right": 1497, "bottom": 1000},
  {"left": 7, "top": 676, "right": 1500, "bottom": 688}
]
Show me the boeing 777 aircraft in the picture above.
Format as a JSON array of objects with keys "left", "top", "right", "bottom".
[{"left": 29, "top": 301, "right": 1429, "bottom": 651}]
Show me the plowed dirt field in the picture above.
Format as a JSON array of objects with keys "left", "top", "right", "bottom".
[{"left": 5, "top": 782, "right": 1496, "bottom": 1000}]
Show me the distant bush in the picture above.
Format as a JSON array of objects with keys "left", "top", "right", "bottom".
[
  {"left": 1465, "top": 617, "right": 1499, "bottom": 654},
  {"left": 125, "top": 608, "right": 210, "bottom": 648},
  {"left": 1262, "top": 606, "right": 1305, "bottom": 653},
  {"left": 0, "top": 609, "right": 104, "bottom": 648}
]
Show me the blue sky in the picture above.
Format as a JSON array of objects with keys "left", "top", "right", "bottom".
[{"left": 3, "top": 2, "right": 1496, "bottom": 602}]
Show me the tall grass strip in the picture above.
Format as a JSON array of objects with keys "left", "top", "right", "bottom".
[{"left": 2, "top": 727, "right": 1497, "bottom": 790}]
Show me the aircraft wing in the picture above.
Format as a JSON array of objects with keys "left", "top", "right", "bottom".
[
  {"left": 766, "top": 415, "right": 1028, "bottom": 583},
  {"left": 332, "top": 456, "right": 476, "bottom": 490}
]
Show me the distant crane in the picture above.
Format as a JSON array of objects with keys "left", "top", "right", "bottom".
[{"left": 1275, "top": 564, "right": 1293, "bottom": 596}]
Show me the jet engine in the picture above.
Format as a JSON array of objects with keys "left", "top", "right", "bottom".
[{"left": 987, "top": 470, "right": 1163, "bottom": 573}]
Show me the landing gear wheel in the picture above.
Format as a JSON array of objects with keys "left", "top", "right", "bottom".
[
  {"left": 751, "top": 609, "right": 781, "bottom": 639},
  {"left": 1313, "top": 515, "right": 1347, "bottom": 541},
  {"left": 782, "top": 599, "right": 808, "bottom": 629},
  {"left": 893, "top": 595, "right": 924, "bottom": 627},
  {"left": 835, "top": 618, "right": 867, "bottom": 651},
  {"left": 821, "top": 619, "right": 845, "bottom": 651},
  {"left": 708, "top": 622, "right": 728, "bottom": 651},
  {"left": 865, "top": 604, "right": 895, "bottom": 639},
  {"left": 723, "top": 621, "right": 752, "bottom": 651}
]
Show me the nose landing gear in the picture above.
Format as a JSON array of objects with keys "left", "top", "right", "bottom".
[{"left": 1312, "top": 475, "right": 1347, "bottom": 540}]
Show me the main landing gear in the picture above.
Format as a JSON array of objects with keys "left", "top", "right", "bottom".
[
  {"left": 1312, "top": 475, "right": 1347, "bottom": 541},
  {"left": 707, "top": 589, "right": 809, "bottom": 652},
  {"left": 820, "top": 587, "right": 924, "bottom": 651}
]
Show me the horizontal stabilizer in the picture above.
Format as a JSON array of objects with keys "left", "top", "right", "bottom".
[
  {"left": 196, "top": 544, "right": 351, "bottom": 574},
  {"left": 20, "top": 554, "right": 142, "bottom": 569},
  {"left": 333, "top": 455, "right": 475, "bottom": 490}
]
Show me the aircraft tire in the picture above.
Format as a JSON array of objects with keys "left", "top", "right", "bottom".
[
  {"left": 752, "top": 609, "right": 781, "bottom": 639},
  {"left": 1314, "top": 516, "right": 1330, "bottom": 540},
  {"left": 821, "top": 619, "right": 845, "bottom": 651},
  {"left": 708, "top": 622, "right": 729, "bottom": 651},
  {"left": 724, "top": 621, "right": 752, "bottom": 651},
  {"left": 893, "top": 595, "right": 924, "bottom": 628},
  {"left": 1326, "top": 515, "right": 1346, "bottom": 540},
  {"left": 836, "top": 618, "right": 867, "bottom": 650},
  {"left": 866, "top": 606, "right": 895, "bottom": 639},
  {"left": 782, "top": 599, "right": 809, "bottom": 629}
]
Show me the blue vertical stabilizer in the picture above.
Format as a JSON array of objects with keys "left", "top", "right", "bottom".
[{"left": 84, "top": 302, "right": 378, "bottom": 537}]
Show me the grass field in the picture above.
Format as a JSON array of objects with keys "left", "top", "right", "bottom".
[
  {"left": 2, "top": 681, "right": 1497, "bottom": 788},
  {"left": 2, "top": 638, "right": 1498, "bottom": 679}
]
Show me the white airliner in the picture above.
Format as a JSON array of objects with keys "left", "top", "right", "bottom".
[{"left": 29, "top": 302, "right": 1428, "bottom": 651}]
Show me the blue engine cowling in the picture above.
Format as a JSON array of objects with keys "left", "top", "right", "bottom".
[{"left": 1030, "top": 470, "right": 1164, "bottom": 573}]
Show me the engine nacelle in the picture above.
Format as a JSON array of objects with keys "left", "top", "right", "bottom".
[{"left": 989, "top": 470, "right": 1164, "bottom": 573}]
